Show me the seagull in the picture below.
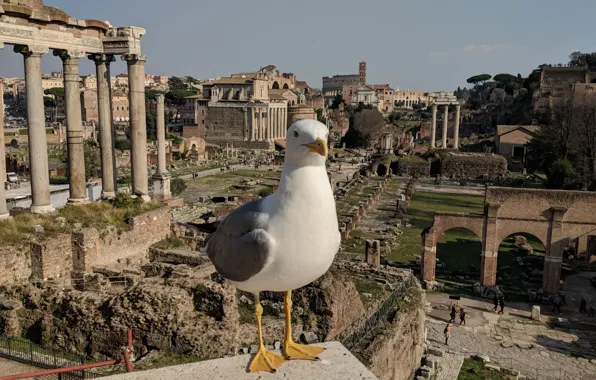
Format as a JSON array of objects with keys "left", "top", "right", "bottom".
[{"left": 205, "top": 119, "right": 340, "bottom": 373}]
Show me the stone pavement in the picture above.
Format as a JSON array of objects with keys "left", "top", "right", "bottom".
[
  {"left": 103, "top": 342, "right": 378, "bottom": 380},
  {"left": 435, "top": 352, "right": 464, "bottom": 380},
  {"left": 426, "top": 293, "right": 596, "bottom": 380}
]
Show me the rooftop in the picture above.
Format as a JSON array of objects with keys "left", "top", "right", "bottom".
[{"left": 496, "top": 125, "right": 539, "bottom": 136}]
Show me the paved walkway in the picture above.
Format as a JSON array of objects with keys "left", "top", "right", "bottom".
[
  {"left": 435, "top": 352, "right": 464, "bottom": 380},
  {"left": 426, "top": 293, "right": 596, "bottom": 380}
]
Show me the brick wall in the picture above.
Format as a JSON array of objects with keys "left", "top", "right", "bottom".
[
  {"left": 30, "top": 234, "right": 72, "bottom": 282},
  {"left": 0, "top": 246, "right": 31, "bottom": 286}
]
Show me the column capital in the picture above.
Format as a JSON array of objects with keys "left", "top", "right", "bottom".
[
  {"left": 88, "top": 53, "right": 116, "bottom": 65},
  {"left": 53, "top": 49, "right": 85, "bottom": 61},
  {"left": 155, "top": 94, "right": 165, "bottom": 104},
  {"left": 14, "top": 44, "right": 49, "bottom": 56},
  {"left": 121, "top": 54, "right": 147, "bottom": 63}
]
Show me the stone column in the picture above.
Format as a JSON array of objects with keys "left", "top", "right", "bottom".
[
  {"left": 90, "top": 54, "right": 116, "bottom": 199},
  {"left": 0, "top": 79, "right": 9, "bottom": 219},
  {"left": 430, "top": 104, "right": 437, "bottom": 148},
  {"left": 453, "top": 104, "right": 461, "bottom": 150},
  {"left": 122, "top": 54, "right": 150, "bottom": 202},
  {"left": 152, "top": 94, "right": 171, "bottom": 201},
  {"left": 421, "top": 228, "right": 436, "bottom": 283},
  {"left": 15, "top": 45, "right": 53, "bottom": 214},
  {"left": 442, "top": 105, "right": 449, "bottom": 149},
  {"left": 55, "top": 49, "right": 87, "bottom": 204}
]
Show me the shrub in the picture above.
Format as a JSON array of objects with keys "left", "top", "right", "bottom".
[
  {"left": 395, "top": 156, "right": 429, "bottom": 177},
  {"left": 171, "top": 178, "right": 187, "bottom": 196},
  {"left": 431, "top": 152, "right": 507, "bottom": 179},
  {"left": 109, "top": 193, "right": 142, "bottom": 209},
  {"left": 548, "top": 158, "right": 581, "bottom": 190},
  {"left": 257, "top": 187, "right": 273, "bottom": 198}
]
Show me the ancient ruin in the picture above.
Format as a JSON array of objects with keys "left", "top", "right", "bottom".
[
  {"left": 0, "top": 0, "right": 150, "bottom": 213},
  {"left": 429, "top": 92, "right": 461, "bottom": 149},
  {"left": 421, "top": 187, "right": 596, "bottom": 294}
]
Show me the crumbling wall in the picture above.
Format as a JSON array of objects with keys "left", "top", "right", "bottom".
[
  {"left": 30, "top": 234, "right": 72, "bottom": 282},
  {"left": 0, "top": 246, "right": 31, "bottom": 286},
  {"left": 205, "top": 107, "right": 246, "bottom": 141},
  {"left": 366, "top": 281, "right": 426, "bottom": 380}
]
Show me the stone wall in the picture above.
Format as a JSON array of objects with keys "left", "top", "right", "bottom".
[
  {"left": 366, "top": 281, "right": 426, "bottom": 380},
  {"left": 205, "top": 138, "right": 272, "bottom": 151},
  {"left": 205, "top": 107, "right": 246, "bottom": 141},
  {"left": 1, "top": 207, "right": 171, "bottom": 285}
]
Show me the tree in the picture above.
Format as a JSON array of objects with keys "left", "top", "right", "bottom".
[
  {"left": 58, "top": 140, "right": 101, "bottom": 181},
  {"left": 115, "top": 139, "right": 131, "bottom": 151},
  {"left": 145, "top": 88, "right": 165, "bottom": 100},
  {"left": 171, "top": 178, "right": 187, "bottom": 196},
  {"left": 168, "top": 76, "right": 187, "bottom": 91},
  {"left": 330, "top": 94, "right": 343, "bottom": 110},
  {"left": 548, "top": 159, "right": 581, "bottom": 190},
  {"left": 351, "top": 108, "right": 385, "bottom": 147},
  {"left": 493, "top": 73, "right": 517, "bottom": 84},
  {"left": 43, "top": 96, "right": 56, "bottom": 107},
  {"left": 569, "top": 51, "right": 596, "bottom": 69},
  {"left": 183, "top": 76, "right": 200, "bottom": 91},
  {"left": 165, "top": 89, "right": 194, "bottom": 121},
  {"left": 466, "top": 74, "right": 492, "bottom": 86},
  {"left": 146, "top": 110, "right": 156, "bottom": 141},
  {"left": 315, "top": 108, "right": 327, "bottom": 125},
  {"left": 44, "top": 87, "right": 64, "bottom": 98},
  {"left": 341, "top": 125, "right": 368, "bottom": 149}
]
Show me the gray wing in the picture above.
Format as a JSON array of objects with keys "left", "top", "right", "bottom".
[{"left": 206, "top": 197, "right": 274, "bottom": 282}]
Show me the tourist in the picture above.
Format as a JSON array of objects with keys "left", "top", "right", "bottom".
[
  {"left": 498, "top": 296, "right": 505, "bottom": 314},
  {"left": 444, "top": 323, "right": 451, "bottom": 346},
  {"left": 580, "top": 297, "right": 587, "bottom": 314},
  {"left": 459, "top": 308, "right": 467, "bottom": 326},
  {"left": 449, "top": 305, "right": 456, "bottom": 323},
  {"left": 493, "top": 294, "right": 499, "bottom": 312},
  {"left": 552, "top": 295, "right": 562, "bottom": 313}
]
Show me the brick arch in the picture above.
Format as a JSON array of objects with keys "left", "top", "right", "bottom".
[
  {"left": 432, "top": 213, "right": 485, "bottom": 242},
  {"left": 494, "top": 221, "right": 549, "bottom": 253}
]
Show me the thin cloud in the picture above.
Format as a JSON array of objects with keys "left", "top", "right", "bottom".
[{"left": 430, "top": 43, "right": 514, "bottom": 57}]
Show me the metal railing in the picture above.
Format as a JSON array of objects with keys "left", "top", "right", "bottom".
[
  {"left": 0, "top": 337, "right": 104, "bottom": 379},
  {"left": 338, "top": 271, "right": 414, "bottom": 351}
]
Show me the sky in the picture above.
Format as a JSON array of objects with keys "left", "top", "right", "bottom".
[{"left": 1, "top": 0, "right": 595, "bottom": 92}]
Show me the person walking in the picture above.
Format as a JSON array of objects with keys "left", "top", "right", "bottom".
[
  {"left": 552, "top": 295, "right": 562, "bottom": 313},
  {"left": 498, "top": 295, "right": 505, "bottom": 314},
  {"left": 449, "top": 305, "right": 457, "bottom": 323},
  {"left": 580, "top": 297, "right": 587, "bottom": 314},
  {"left": 444, "top": 323, "right": 451, "bottom": 346},
  {"left": 459, "top": 308, "right": 467, "bottom": 326},
  {"left": 493, "top": 294, "right": 499, "bottom": 312}
]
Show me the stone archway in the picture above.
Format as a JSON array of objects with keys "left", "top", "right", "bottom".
[
  {"left": 272, "top": 81, "right": 280, "bottom": 89},
  {"left": 421, "top": 187, "right": 596, "bottom": 294},
  {"left": 283, "top": 83, "right": 289, "bottom": 89}
]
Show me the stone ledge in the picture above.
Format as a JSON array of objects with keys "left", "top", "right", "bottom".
[{"left": 103, "top": 342, "right": 378, "bottom": 380}]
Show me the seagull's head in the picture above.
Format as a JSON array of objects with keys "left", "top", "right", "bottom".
[{"left": 285, "top": 120, "right": 329, "bottom": 167}]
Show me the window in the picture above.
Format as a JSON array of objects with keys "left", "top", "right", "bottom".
[{"left": 512, "top": 146, "right": 525, "bottom": 159}]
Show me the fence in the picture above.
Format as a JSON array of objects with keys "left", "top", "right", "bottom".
[
  {"left": 0, "top": 337, "right": 104, "bottom": 379},
  {"left": 338, "top": 271, "right": 414, "bottom": 351}
]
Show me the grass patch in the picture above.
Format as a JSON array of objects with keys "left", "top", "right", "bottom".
[
  {"left": 0, "top": 197, "right": 160, "bottom": 248},
  {"left": 458, "top": 358, "right": 515, "bottom": 380},
  {"left": 389, "top": 191, "right": 484, "bottom": 264}
]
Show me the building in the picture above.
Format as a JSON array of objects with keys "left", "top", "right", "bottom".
[
  {"left": 181, "top": 94, "right": 209, "bottom": 139},
  {"left": 352, "top": 85, "right": 380, "bottom": 109},
  {"left": 203, "top": 73, "right": 288, "bottom": 150},
  {"left": 533, "top": 64, "right": 596, "bottom": 115},
  {"left": 496, "top": 125, "right": 539, "bottom": 170},
  {"left": 269, "top": 89, "right": 298, "bottom": 106},
  {"left": 80, "top": 89, "right": 99, "bottom": 123},
  {"left": 112, "top": 95, "right": 130, "bottom": 123},
  {"left": 371, "top": 84, "right": 394, "bottom": 113},
  {"left": 322, "top": 74, "right": 359, "bottom": 106},
  {"left": 393, "top": 90, "right": 429, "bottom": 109},
  {"left": 41, "top": 73, "right": 63, "bottom": 90}
]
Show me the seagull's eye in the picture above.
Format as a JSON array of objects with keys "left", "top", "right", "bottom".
[{"left": 293, "top": 130, "right": 299, "bottom": 138}]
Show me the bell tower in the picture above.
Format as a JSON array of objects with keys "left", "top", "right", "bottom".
[{"left": 358, "top": 61, "right": 367, "bottom": 86}]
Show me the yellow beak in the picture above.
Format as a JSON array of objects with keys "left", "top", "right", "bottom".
[{"left": 303, "top": 137, "right": 328, "bottom": 157}]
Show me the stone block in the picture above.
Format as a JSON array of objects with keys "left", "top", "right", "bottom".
[
  {"left": 485, "top": 363, "right": 501, "bottom": 372},
  {"left": 474, "top": 353, "right": 490, "bottom": 363},
  {"left": 300, "top": 331, "right": 319, "bottom": 344},
  {"left": 531, "top": 305, "right": 541, "bottom": 321}
]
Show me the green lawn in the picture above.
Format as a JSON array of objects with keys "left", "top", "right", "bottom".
[
  {"left": 389, "top": 191, "right": 485, "bottom": 265},
  {"left": 457, "top": 358, "right": 515, "bottom": 380}
]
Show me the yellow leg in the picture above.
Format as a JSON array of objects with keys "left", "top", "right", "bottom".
[
  {"left": 283, "top": 290, "right": 324, "bottom": 360},
  {"left": 249, "top": 294, "right": 287, "bottom": 373}
]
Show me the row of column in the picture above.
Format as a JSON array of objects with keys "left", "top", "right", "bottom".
[
  {"left": 250, "top": 106, "right": 288, "bottom": 141},
  {"left": 0, "top": 80, "right": 8, "bottom": 219},
  {"left": 267, "top": 107, "right": 287, "bottom": 140},
  {"left": 430, "top": 104, "right": 460, "bottom": 150},
  {"left": 0, "top": 43, "right": 150, "bottom": 215}
]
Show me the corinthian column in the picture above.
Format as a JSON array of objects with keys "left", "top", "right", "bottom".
[
  {"left": 0, "top": 78, "right": 9, "bottom": 219},
  {"left": 152, "top": 94, "right": 171, "bottom": 201},
  {"left": 89, "top": 53, "right": 116, "bottom": 198},
  {"left": 454, "top": 104, "right": 461, "bottom": 150},
  {"left": 15, "top": 45, "right": 53, "bottom": 214},
  {"left": 55, "top": 49, "right": 87, "bottom": 204},
  {"left": 122, "top": 54, "right": 150, "bottom": 202},
  {"left": 430, "top": 104, "right": 437, "bottom": 149},
  {"left": 442, "top": 105, "right": 449, "bottom": 149}
]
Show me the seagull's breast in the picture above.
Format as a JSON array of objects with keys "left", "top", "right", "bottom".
[{"left": 232, "top": 166, "right": 339, "bottom": 293}]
